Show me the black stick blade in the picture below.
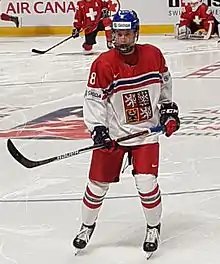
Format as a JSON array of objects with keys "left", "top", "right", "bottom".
[
  {"left": 31, "top": 48, "right": 46, "bottom": 54},
  {"left": 7, "top": 139, "right": 56, "bottom": 168}
]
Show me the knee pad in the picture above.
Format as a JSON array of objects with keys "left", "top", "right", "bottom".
[
  {"left": 134, "top": 174, "right": 158, "bottom": 193},
  {"left": 82, "top": 43, "right": 93, "bottom": 51},
  {"left": 134, "top": 174, "right": 161, "bottom": 212},
  {"left": 87, "top": 180, "right": 110, "bottom": 197}
]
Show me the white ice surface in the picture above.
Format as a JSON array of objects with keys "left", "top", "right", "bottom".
[{"left": 0, "top": 35, "right": 220, "bottom": 263}]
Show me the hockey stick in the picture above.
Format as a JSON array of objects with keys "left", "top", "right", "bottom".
[
  {"left": 7, "top": 125, "right": 164, "bottom": 169},
  {"left": 204, "top": 22, "right": 213, "bottom": 40},
  {"left": 31, "top": 35, "right": 73, "bottom": 54},
  {"left": 31, "top": 24, "right": 95, "bottom": 55}
]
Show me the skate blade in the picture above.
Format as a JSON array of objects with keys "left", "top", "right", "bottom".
[
  {"left": 146, "top": 252, "right": 153, "bottom": 260},
  {"left": 83, "top": 50, "right": 95, "bottom": 55}
]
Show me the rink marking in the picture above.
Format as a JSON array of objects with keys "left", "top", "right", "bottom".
[
  {"left": 0, "top": 79, "right": 86, "bottom": 87},
  {"left": 173, "top": 76, "right": 220, "bottom": 80},
  {"left": 0, "top": 188, "right": 220, "bottom": 203},
  {"left": 1, "top": 77, "right": 220, "bottom": 88},
  {"left": 0, "top": 73, "right": 219, "bottom": 88},
  {"left": 183, "top": 61, "right": 220, "bottom": 78}
]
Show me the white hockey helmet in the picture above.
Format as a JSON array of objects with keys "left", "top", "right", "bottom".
[{"left": 189, "top": 0, "right": 202, "bottom": 3}]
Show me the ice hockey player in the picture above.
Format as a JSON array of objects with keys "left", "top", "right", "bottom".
[
  {"left": 0, "top": 13, "right": 19, "bottom": 27},
  {"left": 72, "top": 9, "right": 180, "bottom": 258},
  {"left": 177, "top": 0, "right": 219, "bottom": 39},
  {"left": 72, "top": 0, "right": 114, "bottom": 52}
]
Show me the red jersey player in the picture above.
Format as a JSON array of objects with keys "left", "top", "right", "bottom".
[
  {"left": 0, "top": 13, "right": 19, "bottom": 27},
  {"left": 177, "top": 0, "right": 219, "bottom": 39},
  {"left": 0, "top": 1, "right": 19, "bottom": 27},
  {"left": 72, "top": 10, "right": 180, "bottom": 258},
  {"left": 72, "top": 0, "right": 117, "bottom": 52}
]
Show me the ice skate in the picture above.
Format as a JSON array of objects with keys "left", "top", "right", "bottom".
[
  {"left": 73, "top": 223, "right": 96, "bottom": 255},
  {"left": 143, "top": 223, "right": 161, "bottom": 259},
  {"left": 82, "top": 43, "right": 94, "bottom": 55}
]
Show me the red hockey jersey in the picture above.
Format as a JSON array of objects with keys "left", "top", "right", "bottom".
[
  {"left": 84, "top": 44, "right": 172, "bottom": 146},
  {"left": 180, "top": 3, "right": 214, "bottom": 31},
  {"left": 73, "top": 0, "right": 110, "bottom": 34}
]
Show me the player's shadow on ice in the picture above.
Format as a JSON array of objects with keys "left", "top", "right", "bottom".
[
  {"left": 79, "top": 214, "right": 203, "bottom": 256},
  {"left": 75, "top": 223, "right": 144, "bottom": 257}
]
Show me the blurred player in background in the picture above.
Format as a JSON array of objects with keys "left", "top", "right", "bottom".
[
  {"left": 0, "top": 1, "right": 19, "bottom": 28},
  {"left": 0, "top": 13, "right": 19, "bottom": 27},
  {"left": 72, "top": 9, "right": 180, "bottom": 258},
  {"left": 177, "top": 0, "right": 219, "bottom": 39},
  {"left": 72, "top": 0, "right": 120, "bottom": 52}
]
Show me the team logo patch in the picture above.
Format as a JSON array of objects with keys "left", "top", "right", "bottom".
[
  {"left": 113, "top": 21, "right": 131, "bottom": 29},
  {"left": 85, "top": 89, "right": 102, "bottom": 99},
  {"left": 122, "top": 90, "right": 153, "bottom": 123}
]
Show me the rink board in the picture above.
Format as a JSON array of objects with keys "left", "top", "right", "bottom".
[
  {"left": 0, "top": 24, "right": 175, "bottom": 37},
  {"left": 1, "top": 0, "right": 220, "bottom": 36}
]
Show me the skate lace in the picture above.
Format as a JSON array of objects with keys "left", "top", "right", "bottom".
[
  {"left": 146, "top": 228, "right": 158, "bottom": 243},
  {"left": 77, "top": 226, "right": 93, "bottom": 243}
]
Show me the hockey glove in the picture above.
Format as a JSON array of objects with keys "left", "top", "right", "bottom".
[
  {"left": 91, "top": 126, "right": 116, "bottom": 149},
  {"left": 159, "top": 102, "right": 180, "bottom": 137},
  {"left": 72, "top": 27, "right": 80, "bottom": 38}
]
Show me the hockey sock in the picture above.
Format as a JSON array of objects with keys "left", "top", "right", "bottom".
[
  {"left": 134, "top": 174, "right": 162, "bottom": 226},
  {"left": 82, "top": 180, "right": 109, "bottom": 226}
]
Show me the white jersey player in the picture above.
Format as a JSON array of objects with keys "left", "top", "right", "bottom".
[{"left": 72, "top": 9, "right": 180, "bottom": 258}]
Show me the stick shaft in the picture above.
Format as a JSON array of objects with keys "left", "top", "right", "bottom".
[{"left": 7, "top": 125, "right": 164, "bottom": 169}]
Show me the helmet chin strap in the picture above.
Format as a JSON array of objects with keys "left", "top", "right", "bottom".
[
  {"left": 116, "top": 43, "right": 135, "bottom": 54},
  {"left": 113, "top": 31, "right": 138, "bottom": 54}
]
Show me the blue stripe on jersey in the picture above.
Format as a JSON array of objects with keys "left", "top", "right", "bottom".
[{"left": 104, "top": 72, "right": 161, "bottom": 95}]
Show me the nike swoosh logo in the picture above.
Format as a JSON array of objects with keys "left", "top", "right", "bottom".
[{"left": 114, "top": 73, "right": 119, "bottom": 78}]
